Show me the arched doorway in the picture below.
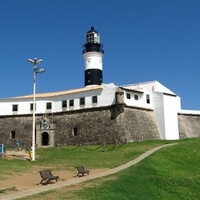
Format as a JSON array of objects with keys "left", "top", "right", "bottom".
[{"left": 41, "top": 132, "right": 49, "bottom": 146}]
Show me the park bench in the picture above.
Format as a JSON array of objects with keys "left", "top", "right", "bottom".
[
  {"left": 39, "top": 169, "right": 59, "bottom": 184},
  {"left": 75, "top": 166, "right": 90, "bottom": 177}
]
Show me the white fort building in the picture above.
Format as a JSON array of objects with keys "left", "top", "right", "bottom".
[{"left": 0, "top": 27, "right": 200, "bottom": 148}]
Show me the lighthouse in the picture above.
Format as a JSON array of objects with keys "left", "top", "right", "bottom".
[{"left": 82, "top": 27, "right": 104, "bottom": 86}]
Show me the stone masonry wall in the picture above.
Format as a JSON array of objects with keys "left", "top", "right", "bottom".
[
  {"left": 0, "top": 115, "right": 33, "bottom": 149},
  {"left": 178, "top": 113, "right": 200, "bottom": 138},
  {"left": 52, "top": 105, "right": 161, "bottom": 145},
  {"left": 0, "top": 105, "right": 161, "bottom": 148},
  {"left": 118, "top": 106, "right": 161, "bottom": 142}
]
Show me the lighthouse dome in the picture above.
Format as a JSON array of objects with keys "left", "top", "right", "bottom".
[{"left": 87, "top": 26, "right": 99, "bottom": 34}]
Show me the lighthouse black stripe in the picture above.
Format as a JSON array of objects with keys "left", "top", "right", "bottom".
[{"left": 85, "top": 69, "right": 102, "bottom": 86}]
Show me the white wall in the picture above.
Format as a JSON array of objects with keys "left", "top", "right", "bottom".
[
  {"left": 0, "top": 84, "right": 118, "bottom": 116},
  {"left": 152, "top": 92, "right": 181, "bottom": 140},
  {"left": 98, "top": 83, "right": 117, "bottom": 105},
  {"left": 152, "top": 93, "right": 165, "bottom": 139},
  {"left": 163, "top": 94, "right": 180, "bottom": 140},
  {"left": 179, "top": 110, "right": 200, "bottom": 115},
  {"left": 0, "top": 99, "right": 33, "bottom": 115},
  {"left": 122, "top": 89, "right": 154, "bottom": 109}
]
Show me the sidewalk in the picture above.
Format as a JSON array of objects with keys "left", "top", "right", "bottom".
[{"left": 1, "top": 143, "right": 176, "bottom": 200}]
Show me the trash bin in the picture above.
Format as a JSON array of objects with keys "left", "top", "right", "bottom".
[{"left": 29, "top": 151, "right": 33, "bottom": 160}]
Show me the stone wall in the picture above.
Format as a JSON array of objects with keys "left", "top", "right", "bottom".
[
  {"left": 178, "top": 113, "right": 200, "bottom": 138},
  {"left": 0, "top": 105, "right": 161, "bottom": 148},
  {"left": 118, "top": 106, "right": 160, "bottom": 142},
  {"left": 52, "top": 105, "right": 161, "bottom": 145},
  {"left": 0, "top": 115, "right": 32, "bottom": 149}
]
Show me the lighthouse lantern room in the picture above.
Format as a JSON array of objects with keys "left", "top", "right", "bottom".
[{"left": 83, "top": 27, "right": 104, "bottom": 86}]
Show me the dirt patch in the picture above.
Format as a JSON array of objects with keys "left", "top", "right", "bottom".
[
  {"left": 4, "top": 150, "right": 30, "bottom": 160},
  {"left": 0, "top": 151, "right": 108, "bottom": 195},
  {"left": 1, "top": 170, "right": 68, "bottom": 192},
  {"left": 0, "top": 168, "right": 108, "bottom": 194}
]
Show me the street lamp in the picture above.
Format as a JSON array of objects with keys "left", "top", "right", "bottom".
[{"left": 28, "top": 58, "right": 45, "bottom": 161}]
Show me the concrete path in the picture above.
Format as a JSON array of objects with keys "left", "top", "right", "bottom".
[{"left": 1, "top": 143, "right": 176, "bottom": 200}]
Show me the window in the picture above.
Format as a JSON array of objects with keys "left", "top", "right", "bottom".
[
  {"left": 134, "top": 95, "right": 139, "bottom": 100},
  {"left": 92, "top": 96, "right": 98, "bottom": 104},
  {"left": 80, "top": 97, "right": 85, "bottom": 106},
  {"left": 11, "top": 130, "right": 16, "bottom": 139},
  {"left": 72, "top": 127, "right": 78, "bottom": 136},
  {"left": 12, "top": 104, "right": 18, "bottom": 112},
  {"left": 62, "top": 100, "right": 67, "bottom": 108},
  {"left": 30, "top": 103, "right": 33, "bottom": 111},
  {"left": 46, "top": 102, "right": 52, "bottom": 110},
  {"left": 69, "top": 99, "right": 74, "bottom": 107},
  {"left": 146, "top": 94, "right": 150, "bottom": 104},
  {"left": 87, "top": 32, "right": 100, "bottom": 43},
  {"left": 30, "top": 103, "right": 36, "bottom": 111},
  {"left": 126, "top": 93, "right": 131, "bottom": 99}
]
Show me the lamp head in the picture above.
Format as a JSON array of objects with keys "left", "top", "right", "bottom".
[
  {"left": 35, "top": 58, "right": 43, "bottom": 64},
  {"left": 28, "top": 58, "right": 34, "bottom": 64},
  {"left": 28, "top": 58, "right": 43, "bottom": 65},
  {"left": 38, "top": 68, "right": 45, "bottom": 74}
]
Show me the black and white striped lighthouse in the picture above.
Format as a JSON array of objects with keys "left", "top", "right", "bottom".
[{"left": 82, "top": 27, "right": 104, "bottom": 86}]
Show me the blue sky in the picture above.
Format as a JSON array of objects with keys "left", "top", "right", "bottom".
[{"left": 0, "top": 0, "right": 200, "bottom": 110}]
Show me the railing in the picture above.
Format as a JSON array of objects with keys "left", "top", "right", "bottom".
[
  {"left": 82, "top": 44, "right": 104, "bottom": 54},
  {"left": 37, "top": 142, "right": 125, "bottom": 152}
]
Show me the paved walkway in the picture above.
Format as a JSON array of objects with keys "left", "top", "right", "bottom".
[{"left": 1, "top": 143, "right": 176, "bottom": 200}]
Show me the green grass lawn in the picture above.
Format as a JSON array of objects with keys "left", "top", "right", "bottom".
[
  {"left": 1, "top": 138, "right": 200, "bottom": 200},
  {"left": 1, "top": 140, "right": 169, "bottom": 176},
  {"left": 72, "top": 138, "right": 200, "bottom": 200}
]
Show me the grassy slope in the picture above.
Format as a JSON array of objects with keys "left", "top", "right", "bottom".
[
  {"left": 0, "top": 140, "right": 168, "bottom": 177},
  {"left": 1, "top": 139, "right": 200, "bottom": 199},
  {"left": 73, "top": 139, "right": 200, "bottom": 200}
]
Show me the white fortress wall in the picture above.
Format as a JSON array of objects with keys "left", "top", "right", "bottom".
[
  {"left": 152, "top": 92, "right": 165, "bottom": 139},
  {"left": 179, "top": 110, "right": 200, "bottom": 115},
  {"left": 163, "top": 94, "right": 181, "bottom": 140}
]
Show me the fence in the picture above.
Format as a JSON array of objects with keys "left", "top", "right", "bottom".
[{"left": 37, "top": 142, "right": 125, "bottom": 152}]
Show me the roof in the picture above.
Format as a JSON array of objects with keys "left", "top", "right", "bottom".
[
  {"left": 1, "top": 85, "right": 103, "bottom": 100},
  {"left": 87, "top": 26, "right": 99, "bottom": 34},
  {"left": 120, "top": 87, "right": 144, "bottom": 93},
  {"left": 121, "top": 80, "right": 177, "bottom": 96}
]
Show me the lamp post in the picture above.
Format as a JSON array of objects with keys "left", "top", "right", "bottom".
[{"left": 28, "top": 58, "right": 45, "bottom": 161}]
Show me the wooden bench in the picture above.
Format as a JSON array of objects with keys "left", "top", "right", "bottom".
[
  {"left": 39, "top": 170, "right": 59, "bottom": 184},
  {"left": 75, "top": 166, "right": 90, "bottom": 177}
]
